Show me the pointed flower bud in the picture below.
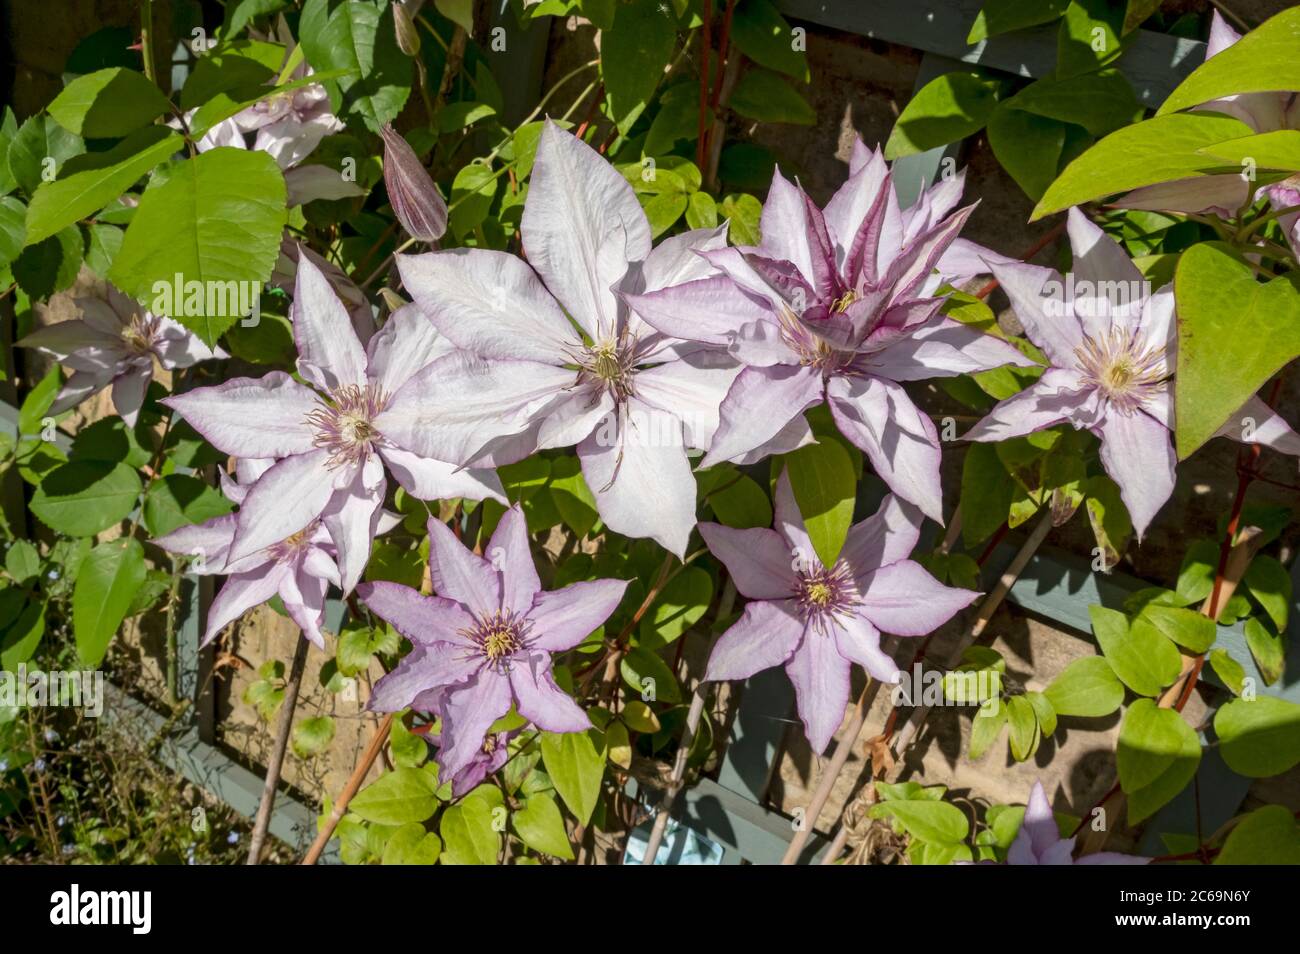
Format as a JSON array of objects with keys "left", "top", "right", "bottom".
[
  {"left": 380, "top": 124, "right": 447, "bottom": 243},
  {"left": 393, "top": 2, "right": 421, "bottom": 57}
]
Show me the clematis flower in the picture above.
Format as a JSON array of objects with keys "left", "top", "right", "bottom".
[
  {"left": 626, "top": 140, "right": 1034, "bottom": 522},
  {"left": 700, "top": 471, "right": 979, "bottom": 753},
  {"left": 1003, "top": 782, "right": 1149, "bottom": 865},
  {"left": 163, "top": 254, "right": 505, "bottom": 593},
  {"left": 1117, "top": 11, "right": 1300, "bottom": 244},
  {"left": 384, "top": 121, "right": 742, "bottom": 556},
  {"left": 151, "top": 459, "right": 392, "bottom": 647},
  {"left": 358, "top": 505, "right": 629, "bottom": 779},
  {"left": 446, "top": 728, "right": 516, "bottom": 797},
  {"left": 966, "top": 208, "right": 1300, "bottom": 537},
  {"left": 18, "top": 282, "right": 220, "bottom": 426}
]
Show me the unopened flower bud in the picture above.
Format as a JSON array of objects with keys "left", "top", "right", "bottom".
[
  {"left": 394, "top": 2, "right": 421, "bottom": 57},
  {"left": 380, "top": 124, "right": 447, "bottom": 243}
]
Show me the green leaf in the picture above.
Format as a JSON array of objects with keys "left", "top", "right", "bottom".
[
  {"left": 1089, "top": 605, "right": 1181, "bottom": 697},
  {"left": 1209, "top": 648, "right": 1247, "bottom": 695},
  {"left": 1215, "top": 806, "right": 1300, "bottom": 865},
  {"left": 72, "top": 538, "right": 146, "bottom": 667},
  {"left": 31, "top": 460, "right": 142, "bottom": 536},
  {"left": 48, "top": 68, "right": 172, "bottom": 139},
  {"left": 299, "top": 0, "right": 412, "bottom": 132},
  {"left": 602, "top": 0, "right": 677, "bottom": 133},
  {"left": 1007, "top": 70, "right": 1139, "bottom": 137},
  {"left": 1173, "top": 243, "right": 1300, "bottom": 458},
  {"left": 987, "top": 103, "right": 1067, "bottom": 201},
  {"left": 447, "top": 163, "right": 497, "bottom": 239},
  {"left": 5, "top": 540, "right": 40, "bottom": 584},
  {"left": 1197, "top": 129, "right": 1300, "bottom": 173},
  {"left": 388, "top": 719, "right": 428, "bottom": 768},
  {"left": 621, "top": 699, "right": 660, "bottom": 734},
  {"left": 729, "top": 69, "right": 814, "bottom": 125},
  {"left": 1215, "top": 696, "right": 1300, "bottom": 778},
  {"left": 784, "top": 438, "right": 856, "bottom": 569},
  {"left": 381, "top": 822, "right": 442, "bottom": 864},
  {"left": 84, "top": 222, "right": 123, "bottom": 277},
  {"left": 12, "top": 226, "right": 83, "bottom": 299},
  {"left": 637, "top": 568, "right": 711, "bottom": 653},
  {"left": 109, "top": 148, "right": 287, "bottom": 346},
  {"left": 645, "top": 82, "right": 704, "bottom": 156},
  {"left": 642, "top": 192, "right": 687, "bottom": 238},
  {"left": 1118, "top": 698, "right": 1201, "bottom": 824},
  {"left": 513, "top": 792, "right": 573, "bottom": 859},
  {"left": 292, "top": 715, "right": 336, "bottom": 758},
  {"left": 350, "top": 767, "right": 440, "bottom": 825},
  {"left": 539, "top": 729, "right": 605, "bottom": 826},
  {"left": 433, "top": 0, "right": 475, "bottom": 32},
  {"left": 621, "top": 646, "right": 682, "bottom": 702},
  {"left": 1006, "top": 694, "right": 1040, "bottom": 761},
  {"left": 869, "top": 799, "right": 969, "bottom": 844},
  {"left": 961, "top": 443, "right": 1014, "bottom": 547},
  {"left": 0, "top": 596, "right": 46, "bottom": 671},
  {"left": 180, "top": 40, "right": 283, "bottom": 109},
  {"left": 685, "top": 190, "right": 718, "bottom": 230},
  {"left": 1032, "top": 113, "right": 1252, "bottom": 220},
  {"left": 439, "top": 787, "right": 501, "bottom": 864},
  {"left": 1136, "top": 603, "right": 1215, "bottom": 653},
  {"left": 1243, "top": 555, "right": 1290, "bottom": 632},
  {"left": 885, "top": 72, "right": 1000, "bottom": 159},
  {"left": 1242, "top": 617, "right": 1285, "bottom": 686},
  {"left": 967, "top": 0, "right": 1069, "bottom": 43},
  {"left": 707, "top": 472, "right": 772, "bottom": 529},
  {"left": 142, "top": 475, "right": 234, "bottom": 537},
  {"left": 1044, "top": 656, "right": 1125, "bottom": 717},
  {"left": 721, "top": 193, "right": 762, "bottom": 246},
  {"left": 224, "top": 0, "right": 292, "bottom": 38},
  {"left": 730, "top": 0, "right": 809, "bottom": 82},
  {"left": 1056, "top": 0, "right": 1125, "bottom": 78},
  {"left": 0, "top": 196, "right": 25, "bottom": 267},
  {"left": 968, "top": 703, "right": 1007, "bottom": 760},
  {"left": 7, "top": 116, "right": 85, "bottom": 195},
  {"left": 1159, "top": 8, "right": 1300, "bottom": 115}
]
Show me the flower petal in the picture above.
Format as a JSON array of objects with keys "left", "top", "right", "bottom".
[
  {"left": 840, "top": 494, "right": 923, "bottom": 572},
  {"left": 227, "top": 449, "right": 337, "bottom": 564},
  {"left": 856, "top": 560, "right": 979, "bottom": 635},
  {"left": 153, "top": 513, "right": 239, "bottom": 574},
  {"left": 697, "top": 523, "right": 797, "bottom": 600},
  {"left": 437, "top": 671, "right": 514, "bottom": 780},
  {"left": 987, "top": 260, "right": 1082, "bottom": 368},
  {"left": 379, "top": 445, "right": 507, "bottom": 503},
  {"left": 963, "top": 369, "right": 1091, "bottom": 442},
  {"left": 204, "top": 566, "right": 289, "bottom": 645},
  {"left": 487, "top": 504, "right": 540, "bottom": 613},
  {"left": 396, "top": 248, "right": 577, "bottom": 363},
  {"left": 366, "top": 303, "right": 456, "bottom": 396},
  {"left": 111, "top": 365, "right": 152, "bottom": 427},
  {"left": 427, "top": 513, "right": 501, "bottom": 615},
  {"left": 368, "top": 642, "right": 482, "bottom": 713},
  {"left": 1218, "top": 395, "right": 1300, "bottom": 456},
  {"left": 702, "top": 364, "right": 823, "bottom": 468},
  {"left": 826, "top": 374, "right": 944, "bottom": 523},
  {"left": 527, "top": 578, "right": 629, "bottom": 651},
  {"left": 758, "top": 168, "right": 816, "bottom": 286},
  {"left": 860, "top": 316, "right": 1037, "bottom": 381},
  {"left": 634, "top": 350, "right": 741, "bottom": 450},
  {"left": 522, "top": 121, "right": 650, "bottom": 339},
  {"left": 321, "top": 459, "right": 385, "bottom": 594},
  {"left": 293, "top": 250, "right": 369, "bottom": 391},
  {"left": 624, "top": 275, "right": 770, "bottom": 345},
  {"left": 784, "top": 625, "right": 852, "bottom": 753},
  {"left": 834, "top": 612, "right": 900, "bottom": 683},
  {"left": 358, "top": 580, "right": 478, "bottom": 647},
  {"left": 162, "top": 372, "right": 319, "bottom": 458},
  {"left": 1098, "top": 408, "right": 1176, "bottom": 539},
  {"left": 280, "top": 568, "right": 328, "bottom": 648},
  {"left": 508, "top": 655, "right": 591, "bottom": 732},
  {"left": 704, "top": 598, "right": 806, "bottom": 681},
  {"left": 577, "top": 400, "right": 698, "bottom": 557}
]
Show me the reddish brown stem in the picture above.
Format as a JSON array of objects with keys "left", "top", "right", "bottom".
[{"left": 696, "top": 1, "right": 713, "bottom": 171}]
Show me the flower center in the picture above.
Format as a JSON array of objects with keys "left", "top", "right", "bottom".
[
  {"left": 121, "top": 315, "right": 160, "bottom": 356},
  {"left": 462, "top": 611, "right": 532, "bottom": 669},
  {"left": 306, "top": 384, "right": 388, "bottom": 469},
  {"left": 1074, "top": 328, "right": 1167, "bottom": 414},
  {"left": 579, "top": 337, "right": 637, "bottom": 404},
  {"left": 267, "top": 524, "right": 317, "bottom": 562},
  {"left": 777, "top": 306, "right": 851, "bottom": 374},
  {"left": 831, "top": 290, "right": 859, "bottom": 314},
  {"left": 796, "top": 562, "right": 859, "bottom": 632}
]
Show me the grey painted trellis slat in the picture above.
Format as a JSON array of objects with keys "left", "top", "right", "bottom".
[{"left": 777, "top": 0, "right": 1206, "bottom": 107}]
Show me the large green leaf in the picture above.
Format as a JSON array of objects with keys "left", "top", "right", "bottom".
[
  {"left": 885, "top": 72, "right": 1001, "bottom": 160},
  {"left": 180, "top": 40, "right": 283, "bottom": 110},
  {"left": 299, "top": 0, "right": 411, "bottom": 132},
  {"left": 1215, "top": 696, "right": 1300, "bottom": 778},
  {"left": 6, "top": 116, "right": 84, "bottom": 195},
  {"left": 729, "top": 69, "right": 815, "bottom": 126},
  {"left": 729, "top": 0, "right": 809, "bottom": 82},
  {"left": 349, "top": 766, "right": 440, "bottom": 825},
  {"left": 1159, "top": 8, "right": 1300, "bottom": 115},
  {"left": 1215, "top": 806, "right": 1300, "bottom": 865},
  {"left": 12, "top": 225, "right": 84, "bottom": 299},
  {"left": 602, "top": 0, "right": 678, "bottom": 133},
  {"left": 784, "top": 438, "right": 857, "bottom": 569},
  {"left": 512, "top": 792, "right": 574, "bottom": 859},
  {"left": 142, "top": 474, "right": 235, "bottom": 537},
  {"left": 1032, "top": 113, "right": 1252, "bottom": 219},
  {"left": 48, "top": 68, "right": 172, "bottom": 139},
  {"left": 439, "top": 786, "right": 502, "bottom": 865},
  {"left": 1089, "top": 605, "right": 1182, "bottom": 697},
  {"left": 1173, "top": 243, "right": 1300, "bottom": 458},
  {"left": 1117, "top": 699, "right": 1201, "bottom": 824},
  {"left": 1043, "top": 656, "right": 1125, "bottom": 717},
  {"left": 869, "top": 799, "right": 969, "bottom": 844},
  {"left": 380, "top": 822, "right": 442, "bottom": 864},
  {"left": 1197, "top": 129, "right": 1300, "bottom": 173},
  {"left": 30, "top": 460, "right": 142, "bottom": 537},
  {"left": 25, "top": 128, "right": 182, "bottom": 245},
  {"left": 0, "top": 196, "right": 25, "bottom": 267},
  {"left": 967, "top": 0, "right": 1069, "bottom": 43},
  {"left": 73, "top": 538, "right": 146, "bottom": 667},
  {"left": 109, "top": 148, "right": 286, "bottom": 346},
  {"left": 987, "top": 103, "right": 1067, "bottom": 201},
  {"left": 539, "top": 729, "right": 605, "bottom": 826},
  {"left": 1006, "top": 70, "right": 1140, "bottom": 137}
]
